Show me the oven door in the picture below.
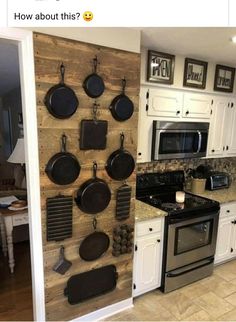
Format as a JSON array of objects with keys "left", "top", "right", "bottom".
[{"left": 166, "top": 211, "right": 219, "bottom": 272}]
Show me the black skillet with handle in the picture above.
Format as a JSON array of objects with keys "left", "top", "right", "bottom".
[
  {"left": 109, "top": 78, "right": 134, "bottom": 121},
  {"left": 75, "top": 162, "right": 111, "bottom": 214},
  {"left": 83, "top": 56, "right": 105, "bottom": 98},
  {"left": 106, "top": 133, "right": 135, "bottom": 181},
  {"left": 79, "top": 217, "right": 110, "bottom": 261},
  {"left": 45, "top": 134, "right": 81, "bottom": 185},
  {"left": 44, "top": 63, "right": 79, "bottom": 119}
]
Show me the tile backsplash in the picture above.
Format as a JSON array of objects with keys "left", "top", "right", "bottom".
[{"left": 137, "top": 157, "right": 236, "bottom": 182}]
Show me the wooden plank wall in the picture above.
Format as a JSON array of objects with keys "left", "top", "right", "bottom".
[{"left": 33, "top": 32, "right": 140, "bottom": 321}]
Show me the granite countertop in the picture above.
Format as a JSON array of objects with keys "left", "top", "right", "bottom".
[
  {"left": 135, "top": 199, "right": 167, "bottom": 222},
  {"left": 188, "top": 182, "right": 236, "bottom": 204}
]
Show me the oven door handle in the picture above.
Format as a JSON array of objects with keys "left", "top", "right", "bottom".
[
  {"left": 193, "top": 131, "right": 202, "bottom": 154},
  {"left": 166, "top": 257, "right": 214, "bottom": 278}
]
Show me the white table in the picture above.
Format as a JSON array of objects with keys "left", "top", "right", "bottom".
[{"left": 0, "top": 208, "right": 28, "bottom": 273}]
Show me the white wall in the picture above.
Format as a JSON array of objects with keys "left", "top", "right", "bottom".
[
  {"left": 24, "top": 27, "right": 141, "bottom": 53},
  {"left": 141, "top": 47, "right": 236, "bottom": 95}
]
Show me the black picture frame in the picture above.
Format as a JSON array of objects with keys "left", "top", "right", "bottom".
[
  {"left": 214, "top": 64, "right": 235, "bottom": 93},
  {"left": 147, "top": 50, "right": 175, "bottom": 84},
  {"left": 183, "top": 58, "right": 208, "bottom": 89}
]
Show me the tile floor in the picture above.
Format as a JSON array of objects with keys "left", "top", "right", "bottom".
[{"left": 104, "top": 260, "right": 236, "bottom": 321}]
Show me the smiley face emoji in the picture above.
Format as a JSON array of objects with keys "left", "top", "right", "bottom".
[{"left": 83, "top": 11, "right": 93, "bottom": 22}]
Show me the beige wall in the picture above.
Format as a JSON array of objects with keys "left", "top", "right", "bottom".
[{"left": 141, "top": 47, "right": 236, "bottom": 95}]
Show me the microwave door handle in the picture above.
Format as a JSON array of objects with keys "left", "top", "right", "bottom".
[{"left": 194, "top": 131, "right": 202, "bottom": 154}]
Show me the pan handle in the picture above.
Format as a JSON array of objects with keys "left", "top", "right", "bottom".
[
  {"left": 59, "top": 245, "right": 65, "bottom": 260},
  {"left": 93, "top": 161, "right": 98, "bottom": 178},
  {"left": 92, "top": 217, "right": 97, "bottom": 230},
  {"left": 60, "top": 63, "right": 65, "bottom": 85},
  {"left": 93, "top": 56, "right": 98, "bottom": 73},
  {"left": 121, "top": 77, "right": 126, "bottom": 94},
  {"left": 120, "top": 133, "right": 125, "bottom": 150},
  {"left": 61, "top": 134, "right": 67, "bottom": 153}
]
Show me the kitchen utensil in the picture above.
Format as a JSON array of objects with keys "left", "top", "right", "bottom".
[
  {"left": 64, "top": 265, "right": 118, "bottom": 305},
  {"left": 53, "top": 245, "right": 72, "bottom": 275},
  {"left": 115, "top": 183, "right": 132, "bottom": 220},
  {"left": 106, "top": 133, "right": 135, "bottom": 181},
  {"left": 11, "top": 200, "right": 27, "bottom": 208},
  {"left": 79, "top": 217, "right": 110, "bottom": 261},
  {"left": 44, "top": 63, "right": 79, "bottom": 119},
  {"left": 46, "top": 195, "right": 73, "bottom": 241},
  {"left": 80, "top": 102, "right": 108, "bottom": 150},
  {"left": 112, "top": 224, "right": 133, "bottom": 257},
  {"left": 45, "top": 134, "right": 81, "bottom": 185},
  {"left": 109, "top": 78, "right": 134, "bottom": 121},
  {"left": 83, "top": 56, "right": 105, "bottom": 98},
  {"left": 75, "top": 162, "right": 111, "bottom": 214}
]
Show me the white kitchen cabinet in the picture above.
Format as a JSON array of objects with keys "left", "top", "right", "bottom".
[
  {"left": 215, "top": 202, "right": 236, "bottom": 264},
  {"left": 183, "top": 92, "right": 212, "bottom": 119},
  {"left": 207, "top": 98, "right": 236, "bottom": 158},
  {"left": 147, "top": 88, "right": 183, "bottom": 119},
  {"left": 133, "top": 217, "right": 164, "bottom": 297}
]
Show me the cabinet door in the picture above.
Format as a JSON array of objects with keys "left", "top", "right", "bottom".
[
  {"left": 226, "top": 100, "right": 236, "bottom": 156},
  {"left": 133, "top": 235, "right": 161, "bottom": 296},
  {"left": 215, "top": 216, "right": 235, "bottom": 264},
  {"left": 207, "top": 98, "right": 228, "bottom": 157},
  {"left": 147, "top": 88, "right": 183, "bottom": 118},
  {"left": 183, "top": 93, "right": 211, "bottom": 119}
]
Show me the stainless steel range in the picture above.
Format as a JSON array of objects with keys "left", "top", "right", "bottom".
[{"left": 136, "top": 171, "right": 220, "bottom": 293}]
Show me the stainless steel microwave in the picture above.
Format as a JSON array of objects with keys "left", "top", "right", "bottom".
[{"left": 151, "top": 121, "right": 209, "bottom": 160}]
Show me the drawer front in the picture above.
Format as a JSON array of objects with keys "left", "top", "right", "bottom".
[
  {"left": 136, "top": 218, "right": 162, "bottom": 237},
  {"left": 220, "top": 202, "right": 236, "bottom": 218},
  {"left": 12, "top": 213, "right": 28, "bottom": 226}
]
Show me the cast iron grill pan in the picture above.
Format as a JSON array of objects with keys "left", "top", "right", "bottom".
[
  {"left": 64, "top": 265, "right": 118, "bottom": 305},
  {"left": 46, "top": 195, "right": 73, "bottom": 241}
]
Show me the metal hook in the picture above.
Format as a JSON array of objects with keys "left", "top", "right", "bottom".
[
  {"left": 93, "top": 217, "right": 97, "bottom": 230},
  {"left": 61, "top": 133, "right": 67, "bottom": 153},
  {"left": 93, "top": 56, "right": 99, "bottom": 73},
  {"left": 120, "top": 132, "right": 125, "bottom": 149},
  {"left": 92, "top": 101, "right": 100, "bottom": 121},
  {"left": 93, "top": 161, "right": 97, "bottom": 178}
]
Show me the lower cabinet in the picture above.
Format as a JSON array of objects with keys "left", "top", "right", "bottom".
[
  {"left": 133, "top": 217, "right": 164, "bottom": 297},
  {"left": 215, "top": 202, "right": 236, "bottom": 264}
]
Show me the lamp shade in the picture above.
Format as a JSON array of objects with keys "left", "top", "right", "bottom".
[{"left": 7, "top": 138, "right": 25, "bottom": 164}]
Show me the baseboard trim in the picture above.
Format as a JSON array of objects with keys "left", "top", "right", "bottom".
[{"left": 70, "top": 298, "right": 133, "bottom": 322}]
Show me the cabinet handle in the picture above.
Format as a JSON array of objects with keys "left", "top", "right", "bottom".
[
  {"left": 211, "top": 149, "right": 215, "bottom": 153},
  {"left": 226, "top": 146, "right": 229, "bottom": 151},
  {"left": 231, "top": 221, "right": 235, "bottom": 224},
  {"left": 186, "top": 110, "right": 189, "bottom": 115},
  {"left": 227, "top": 210, "right": 230, "bottom": 213},
  {"left": 176, "top": 110, "right": 180, "bottom": 115},
  {"left": 157, "top": 239, "right": 161, "bottom": 243},
  {"left": 138, "top": 152, "right": 142, "bottom": 156},
  {"left": 149, "top": 228, "right": 153, "bottom": 232},
  {"left": 223, "top": 146, "right": 225, "bottom": 151},
  {"left": 231, "top": 102, "right": 234, "bottom": 108},
  {"left": 231, "top": 248, "right": 234, "bottom": 253}
]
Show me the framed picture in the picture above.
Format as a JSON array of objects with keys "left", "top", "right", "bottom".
[
  {"left": 214, "top": 64, "right": 235, "bottom": 93},
  {"left": 183, "top": 58, "right": 208, "bottom": 89},
  {"left": 147, "top": 50, "right": 175, "bottom": 84}
]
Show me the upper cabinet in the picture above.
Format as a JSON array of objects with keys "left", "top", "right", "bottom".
[
  {"left": 146, "top": 88, "right": 211, "bottom": 121},
  {"left": 207, "top": 98, "right": 236, "bottom": 158},
  {"left": 147, "top": 88, "right": 183, "bottom": 119}
]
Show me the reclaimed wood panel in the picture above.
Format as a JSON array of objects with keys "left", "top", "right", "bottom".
[{"left": 34, "top": 32, "right": 140, "bottom": 321}]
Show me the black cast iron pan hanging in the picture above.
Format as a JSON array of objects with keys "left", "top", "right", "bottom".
[
  {"left": 75, "top": 162, "right": 111, "bottom": 214},
  {"left": 106, "top": 133, "right": 135, "bottom": 181},
  {"left": 44, "top": 63, "right": 79, "bottom": 119},
  {"left": 109, "top": 78, "right": 134, "bottom": 121},
  {"left": 80, "top": 102, "right": 108, "bottom": 150},
  {"left": 83, "top": 56, "right": 105, "bottom": 98},
  {"left": 45, "top": 134, "right": 81, "bottom": 185},
  {"left": 79, "top": 217, "right": 110, "bottom": 261}
]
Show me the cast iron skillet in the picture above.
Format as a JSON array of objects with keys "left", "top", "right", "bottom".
[
  {"left": 109, "top": 78, "right": 134, "bottom": 121},
  {"left": 45, "top": 134, "right": 81, "bottom": 185},
  {"left": 106, "top": 133, "right": 135, "bottom": 181},
  {"left": 83, "top": 56, "right": 105, "bottom": 98},
  {"left": 44, "top": 63, "right": 79, "bottom": 119},
  {"left": 79, "top": 217, "right": 110, "bottom": 261},
  {"left": 75, "top": 162, "right": 111, "bottom": 214}
]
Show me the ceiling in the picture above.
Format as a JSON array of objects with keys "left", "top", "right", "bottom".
[
  {"left": 140, "top": 28, "right": 236, "bottom": 66},
  {"left": 0, "top": 40, "right": 20, "bottom": 96}
]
